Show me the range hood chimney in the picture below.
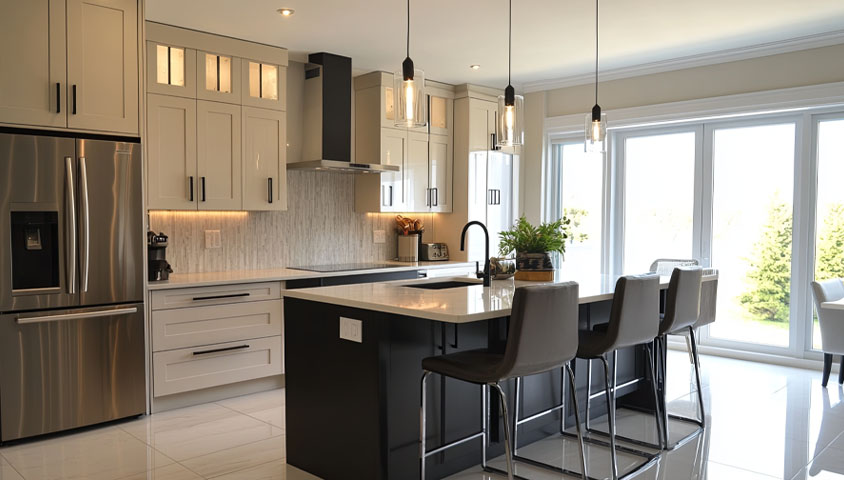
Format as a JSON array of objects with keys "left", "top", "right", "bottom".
[{"left": 287, "top": 53, "right": 398, "bottom": 174}]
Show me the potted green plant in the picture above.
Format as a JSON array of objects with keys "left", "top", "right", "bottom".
[{"left": 498, "top": 216, "right": 572, "bottom": 281}]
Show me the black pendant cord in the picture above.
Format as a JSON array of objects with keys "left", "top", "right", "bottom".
[
  {"left": 508, "top": 0, "right": 512, "bottom": 87},
  {"left": 594, "top": 0, "right": 599, "bottom": 106},
  {"left": 406, "top": 0, "right": 410, "bottom": 59}
]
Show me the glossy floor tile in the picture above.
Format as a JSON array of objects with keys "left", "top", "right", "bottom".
[{"left": 0, "top": 351, "right": 842, "bottom": 480}]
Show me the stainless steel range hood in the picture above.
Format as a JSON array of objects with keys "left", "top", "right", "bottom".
[{"left": 287, "top": 53, "right": 398, "bottom": 174}]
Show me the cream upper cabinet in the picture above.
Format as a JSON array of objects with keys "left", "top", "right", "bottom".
[
  {"left": 381, "top": 85, "right": 395, "bottom": 129},
  {"left": 469, "top": 100, "right": 497, "bottom": 152},
  {"left": 379, "top": 128, "right": 407, "bottom": 212},
  {"left": 147, "top": 42, "right": 195, "bottom": 98},
  {"left": 241, "top": 60, "right": 286, "bottom": 111},
  {"left": 0, "top": 0, "right": 66, "bottom": 128},
  {"left": 66, "top": 0, "right": 138, "bottom": 134},
  {"left": 197, "top": 51, "right": 241, "bottom": 104},
  {"left": 197, "top": 100, "right": 242, "bottom": 210},
  {"left": 242, "top": 107, "right": 287, "bottom": 211},
  {"left": 146, "top": 94, "right": 197, "bottom": 210},
  {"left": 406, "top": 131, "right": 430, "bottom": 212},
  {"left": 429, "top": 133, "right": 452, "bottom": 213}
]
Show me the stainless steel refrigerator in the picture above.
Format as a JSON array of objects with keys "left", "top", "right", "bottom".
[{"left": 0, "top": 132, "right": 145, "bottom": 442}]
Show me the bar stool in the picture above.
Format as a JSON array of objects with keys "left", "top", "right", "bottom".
[
  {"left": 419, "top": 283, "right": 587, "bottom": 480},
  {"left": 653, "top": 266, "right": 704, "bottom": 450},
  {"left": 579, "top": 274, "right": 663, "bottom": 480}
]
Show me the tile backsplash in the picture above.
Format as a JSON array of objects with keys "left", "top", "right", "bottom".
[{"left": 149, "top": 171, "right": 435, "bottom": 273}]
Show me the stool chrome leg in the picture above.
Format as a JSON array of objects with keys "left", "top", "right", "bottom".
[
  {"left": 643, "top": 343, "right": 665, "bottom": 449},
  {"left": 689, "top": 327, "right": 706, "bottom": 427},
  {"left": 566, "top": 363, "right": 589, "bottom": 479},
  {"left": 420, "top": 370, "right": 431, "bottom": 480},
  {"left": 491, "top": 382, "right": 515, "bottom": 480},
  {"left": 585, "top": 358, "right": 593, "bottom": 430},
  {"left": 513, "top": 377, "right": 521, "bottom": 456},
  {"left": 482, "top": 384, "right": 489, "bottom": 470},
  {"left": 600, "top": 354, "right": 619, "bottom": 480}
]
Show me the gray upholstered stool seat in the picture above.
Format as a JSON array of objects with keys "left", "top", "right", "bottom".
[
  {"left": 419, "top": 282, "right": 587, "bottom": 480},
  {"left": 421, "top": 350, "right": 503, "bottom": 384}
]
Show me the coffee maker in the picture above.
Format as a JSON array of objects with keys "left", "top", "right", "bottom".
[{"left": 147, "top": 231, "right": 172, "bottom": 281}]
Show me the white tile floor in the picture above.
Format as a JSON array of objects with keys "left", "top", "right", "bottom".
[{"left": 0, "top": 351, "right": 842, "bottom": 480}]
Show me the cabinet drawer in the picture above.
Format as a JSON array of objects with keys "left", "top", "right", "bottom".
[
  {"left": 153, "top": 335, "right": 282, "bottom": 397},
  {"left": 151, "top": 282, "right": 281, "bottom": 310},
  {"left": 152, "top": 299, "right": 281, "bottom": 352}
]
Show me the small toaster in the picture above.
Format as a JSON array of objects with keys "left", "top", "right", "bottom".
[{"left": 419, "top": 243, "right": 449, "bottom": 261}]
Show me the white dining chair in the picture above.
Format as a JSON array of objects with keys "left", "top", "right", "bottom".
[{"left": 811, "top": 278, "right": 844, "bottom": 387}]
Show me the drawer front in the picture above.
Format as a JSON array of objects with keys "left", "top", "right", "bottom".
[
  {"left": 151, "top": 282, "right": 281, "bottom": 310},
  {"left": 152, "top": 300, "right": 281, "bottom": 352},
  {"left": 153, "top": 336, "right": 282, "bottom": 397}
]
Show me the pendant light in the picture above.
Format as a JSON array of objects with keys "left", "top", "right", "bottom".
[
  {"left": 394, "top": 0, "right": 427, "bottom": 127},
  {"left": 585, "top": 0, "right": 606, "bottom": 153},
  {"left": 496, "top": 0, "right": 524, "bottom": 147}
]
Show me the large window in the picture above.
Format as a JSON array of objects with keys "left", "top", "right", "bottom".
[
  {"left": 546, "top": 105, "right": 844, "bottom": 360},
  {"left": 812, "top": 118, "right": 844, "bottom": 350},
  {"left": 549, "top": 141, "right": 604, "bottom": 273},
  {"left": 707, "top": 123, "right": 796, "bottom": 347},
  {"left": 621, "top": 130, "right": 697, "bottom": 273}
]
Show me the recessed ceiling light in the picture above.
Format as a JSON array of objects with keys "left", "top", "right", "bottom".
[
  {"left": 277, "top": 8, "right": 295, "bottom": 17},
  {"left": 469, "top": 64, "right": 481, "bottom": 70}
]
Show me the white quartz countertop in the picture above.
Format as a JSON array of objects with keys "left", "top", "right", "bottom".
[
  {"left": 282, "top": 271, "right": 719, "bottom": 324},
  {"left": 147, "top": 261, "right": 476, "bottom": 290}
]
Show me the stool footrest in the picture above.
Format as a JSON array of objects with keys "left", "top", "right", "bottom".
[{"left": 423, "top": 431, "right": 485, "bottom": 458}]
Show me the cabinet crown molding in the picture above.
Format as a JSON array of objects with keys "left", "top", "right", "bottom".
[{"left": 145, "top": 21, "right": 288, "bottom": 66}]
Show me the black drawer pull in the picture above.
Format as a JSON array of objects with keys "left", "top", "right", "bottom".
[
  {"left": 193, "top": 344, "right": 250, "bottom": 356},
  {"left": 192, "top": 292, "right": 251, "bottom": 301}
]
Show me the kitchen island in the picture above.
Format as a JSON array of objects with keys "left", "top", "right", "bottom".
[{"left": 282, "top": 271, "right": 718, "bottom": 479}]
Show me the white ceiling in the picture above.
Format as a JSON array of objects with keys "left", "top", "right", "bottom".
[{"left": 146, "top": 0, "right": 844, "bottom": 90}]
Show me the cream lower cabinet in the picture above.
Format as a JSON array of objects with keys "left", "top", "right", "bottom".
[
  {"left": 242, "top": 107, "right": 287, "bottom": 211},
  {"left": 150, "top": 282, "right": 284, "bottom": 398},
  {"left": 65, "top": 0, "right": 138, "bottom": 134},
  {"left": 197, "top": 100, "right": 242, "bottom": 210},
  {"left": 146, "top": 94, "right": 197, "bottom": 210}
]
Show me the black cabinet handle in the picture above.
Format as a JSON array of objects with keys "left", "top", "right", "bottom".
[
  {"left": 72, "top": 85, "right": 77, "bottom": 115},
  {"left": 189, "top": 176, "right": 194, "bottom": 201},
  {"left": 389, "top": 185, "right": 393, "bottom": 206},
  {"left": 433, "top": 188, "right": 438, "bottom": 207},
  {"left": 450, "top": 324, "right": 459, "bottom": 349},
  {"left": 193, "top": 344, "right": 250, "bottom": 356},
  {"left": 490, "top": 133, "right": 495, "bottom": 151},
  {"left": 56, "top": 83, "right": 61, "bottom": 113},
  {"left": 192, "top": 292, "right": 250, "bottom": 301},
  {"left": 201, "top": 177, "right": 206, "bottom": 202},
  {"left": 268, "top": 177, "right": 273, "bottom": 203}
]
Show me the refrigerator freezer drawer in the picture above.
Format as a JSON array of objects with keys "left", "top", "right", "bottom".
[{"left": 0, "top": 304, "right": 146, "bottom": 442}]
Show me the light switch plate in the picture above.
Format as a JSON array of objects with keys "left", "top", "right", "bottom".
[
  {"left": 373, "top": 229, "right": 386, "bottom": 244},
  {"left": 339, "top": 317, "right": 363, "bottom": 343},
  {"left": 205, "top": 230, "right": 222, "bottom": 249}
]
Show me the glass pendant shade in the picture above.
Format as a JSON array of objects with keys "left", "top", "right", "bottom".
[
  {"left": 497, "top": 88, "right": 524, "bottom": 147},
  {"left": 394, "top": 64, "right": 427, "bottom": 128},
  {"left": 585, "top": 105, "right": 607, "bottom": 153}
]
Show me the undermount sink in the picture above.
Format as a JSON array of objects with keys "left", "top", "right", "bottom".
[{"left": 406, "top": 280, "right": 482, "bottom": 290}]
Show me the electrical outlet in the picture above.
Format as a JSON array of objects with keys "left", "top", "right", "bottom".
[
  {"left": 373, "top": 229, "right": 386, "bottom": 244},
  {"left": 204, "top": 230, "right": 222, "bottom": 249},
  {"left": 339, "top": 317, "right": 362, "bottom": 343}
]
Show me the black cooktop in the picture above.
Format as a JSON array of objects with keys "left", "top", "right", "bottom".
[{"left": 291, "top": 263, "right": 398, "bottom": 273}]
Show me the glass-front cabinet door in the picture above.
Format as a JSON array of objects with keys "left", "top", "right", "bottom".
[
  {"left": 146, "top": 41, "right": 195, "bottom": 98},
  {"left": 242, "top": 60, "right": 286, "bottom": 111},
  {"left": 197, "top": 52, "right": 240, "bottom": 104}
]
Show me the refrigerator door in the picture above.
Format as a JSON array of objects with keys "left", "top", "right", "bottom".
[
  {"left": 0, "top": 133, "right": 78, "bottom": 312},
  {"left": 0, "top": 303, "right": 146, "bottom": 441},
  {"left": 76, "top": 139, "right": 143, "bottom": 306}
]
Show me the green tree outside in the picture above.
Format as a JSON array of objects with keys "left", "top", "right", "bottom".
[
  {"left": 816, "top": 203, "right": 844, "bottom": 281},
  {"left": 740, "top": 199, "right": 792, "bottom": 323}
]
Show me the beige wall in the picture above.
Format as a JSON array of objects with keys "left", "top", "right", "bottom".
[{"left": 521, "top": 43, "right": 844, "bottom": 220}]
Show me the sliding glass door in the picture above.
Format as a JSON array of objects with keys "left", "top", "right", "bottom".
[{"left": 706, "top": 122, "right": 797, "bottom": 348}]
